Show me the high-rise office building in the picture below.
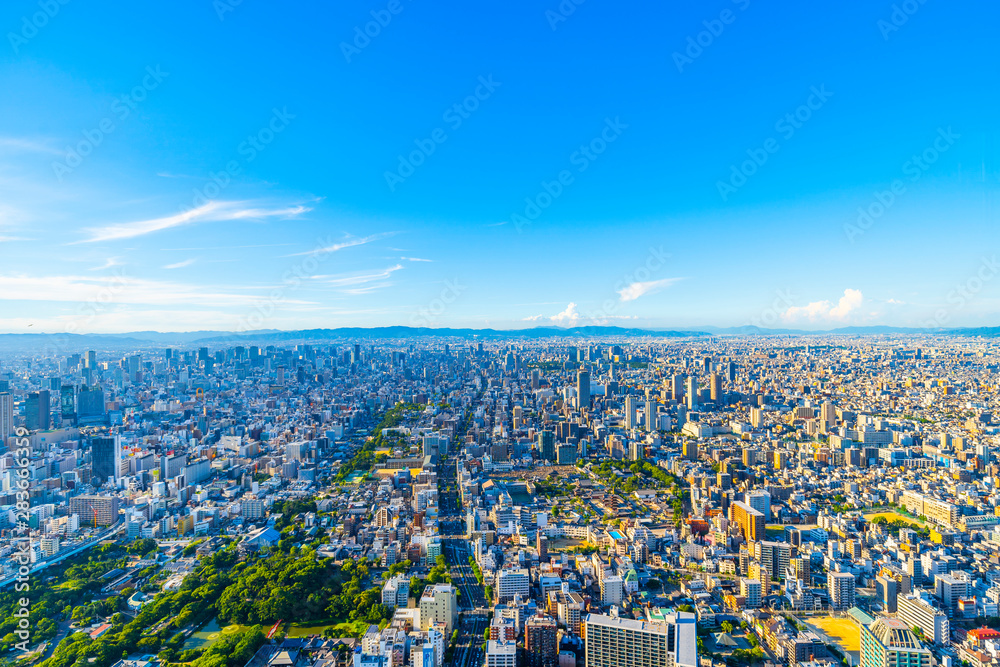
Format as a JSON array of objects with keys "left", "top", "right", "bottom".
[
  {"left": 77, "top": 386, "right": 106, "bottom": 425},
  {"left": 709, "top": 373, "right": 722, "bottom": 403},
  {"left": 685, "top": 376, "right": 698, "bottom": 409},
  {"left": 25, "top": 390, "right": 50, "bottom": 431},
  {"left": 0, "top": 392, "right": 14, "bottom": 441},
  {"left": 92, "top": 435, "right": 121, "bottom": 483},
  {"left": 671, "top": 374, "right": 683, "bottom": 401},
  {"left": 644, "top": 399, "right": 656, "bottom": 432},
  {"left": 577, "top": 370, "right": 590, "bottom": 409},
  {"left": 538, "top": 430, "right": 555, "bottom": 462},
  {"left": 60, "top": 385, "right": 76, "bottom": 425},
  {"left": 624, "top": 395, "right": 637, "bottom": 429},
  {"left": 583, "top": 612, "right": 697, "bottom": 667}
]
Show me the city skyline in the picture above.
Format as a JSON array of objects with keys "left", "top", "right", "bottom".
[{"left": 2, "top": 2, "right": 999, "bottom": 332}]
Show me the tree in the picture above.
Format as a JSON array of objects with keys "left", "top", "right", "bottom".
[{"left": 721, "top": 621, "right": 733, "bottom": 633}]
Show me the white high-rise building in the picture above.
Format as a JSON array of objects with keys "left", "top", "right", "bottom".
[
  {"left": 584, "top": 612, "right": 697, "bottom": 667},
  {"left": 830, "top": 572, "right": 856, "bottom": 611},
  {"left": 624, "top": 395, "right": 637, "bottom": 429}
]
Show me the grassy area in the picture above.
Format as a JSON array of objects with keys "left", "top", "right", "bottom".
[
  {"left": 863, "top": 511, "right": 924, "bottom": 527},
  {"left": 285, "top": 620, "right": 371, "bottom": 638},
  {"left": 182, "top": 619, "right": 249, "bottom": 650}
]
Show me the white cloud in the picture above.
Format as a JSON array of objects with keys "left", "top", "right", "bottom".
[
  {"left": 0, "top": 273, "right": 312, "bottom": 308},
  {"left": 88, "top": 258, "right": 122, "bottom": 271},
  {"left": 522, "top": 314, "right": 544, "bottom": 321},
  {"left": 76, "top": 200, "right": 312, "bottom": 244},
  {"left": 0, "top": 137, "right": 62, "bottom": 155},
  {"left": 617, "top": 277, "right": 683, "bottom": 302},
  {"left": 163, "top": 259, "right": 196, "bottom": 270},
  {"left": 285, "top": 231, "right": 396, "bottom": 257},
  {"left": 401, "top": 256, "right": 433, "bottom": 263},
  {"left": 782, "top": 289, "right": 863, "bottom": 322},
  {"left": 314, "top": 264, "right": 404, "bottom": 294},
  {"left": 550, "top": 302, "right": 580, "bottom": 325}
]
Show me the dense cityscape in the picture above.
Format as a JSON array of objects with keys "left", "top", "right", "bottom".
[{"left": 1, "top": 333, "right": 999, "bottom": 667}]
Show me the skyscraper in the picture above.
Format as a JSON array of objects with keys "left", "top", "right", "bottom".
[
  {"left": 685, "top": 376, "right": 698, "bottom": 409},
  {"left": 92, "top": 435, "right": 121, "bottom": 484},
  {"left": 644, "top": 398, "right": 656, "bottom": 431},
  {"left": 538, "top": 430, "right": 555, "bottom": 462},
  {"left": 0, "top": 393, "right": 14, "bottom": 441},
  {"left": 624, "top": 395, "right": 637, "bottom": 429},
  {"left": 25, "top": 390, "right": 50, "bottom": 431},
  {"left": 709, "top": 372, "right": 722, "bottom": 403},
  {"left": 77, "top": 386, "right": 106, "bottom": 425},
  {"left": 671, "top": 374, "right": 683, "bottom": 401},
  {"left": 577, "top": 370, "right": 590, "bottom": 409},
  {"left": 60, "top": 385, "right": 76, "bottom": 425}
]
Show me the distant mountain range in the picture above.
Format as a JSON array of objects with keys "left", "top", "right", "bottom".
[{"left": 0, "top": 324, "right": 996, "bottom": 352}]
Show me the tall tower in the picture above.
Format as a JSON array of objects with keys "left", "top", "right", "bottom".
[
  {"left": 625, "top": 395, "right": 637, "bottom": 429},
  {"left": 709, "top": 373, "right": 722, "bottom": 403},
  {"left": 0, "top": 393, "right": 14, "bottom": 441},
  {"left": 686, "top": 376, "right": 698, "bottom": 410},
  {"left": 576, "top": 370, "right": 590, "bottom": 409}
]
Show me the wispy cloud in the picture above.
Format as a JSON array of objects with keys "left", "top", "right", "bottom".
[
  {"left": 285, "top": 232, "right": 396, "bottom": 257},
  {"left": 782, "top": 288, "right": 864, "bottom": 322},
  {"left": 401, "top": 256, "right": 433, "bottom": 262},
  {"left": 88, "top": 258, "right": 122, "bottom": 271},
  {"left": 75, "top": 200, "right": 312, "bottom": 244},
  {"left": 163, "top": 258, "right": 196, "bottom": 270},
  {"left": 0, "top": 136, "right": 62, "bottom": 155},
  {"left": 617, "top": 277, "right": 683, "bottom": 302},
  {"left": 0, "top": 273, "right": 313, "bottom": 308}
]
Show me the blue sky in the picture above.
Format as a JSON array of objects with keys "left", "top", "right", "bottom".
[{"left": 1, "top": 0, "right": 998, "bottom": 333}]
